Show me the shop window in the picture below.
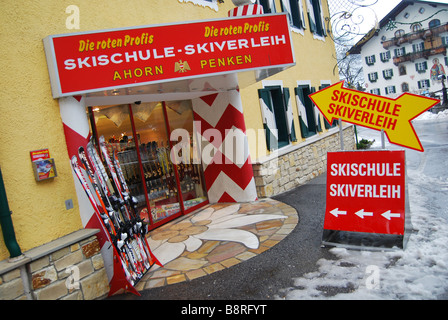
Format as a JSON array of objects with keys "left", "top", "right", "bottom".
[
  {"left": 258, "top": 86, "right": 296, "bottom": 151},
  {"left": 306, "top": 0, "right": 327, "bottom": 37},
  {"left": 89, "top": 102, "right": 208, "bottom": 229},
  {"left": 281, "top": 0, "right": 307, "bottom": 30},
  {"left": 294, "top": 85, "right": 322, "bottom": 138},
  {"left": 257, "top": 0, "right": 277, "bottom": 13}
]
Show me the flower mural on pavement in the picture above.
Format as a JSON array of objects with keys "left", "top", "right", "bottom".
[{"left": 147, "top": 203, "right": 287, "bottom": 268}]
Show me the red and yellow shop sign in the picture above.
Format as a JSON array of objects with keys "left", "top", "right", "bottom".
[{"left": 44, "top": 14, "right": 295, "bottom": 98}]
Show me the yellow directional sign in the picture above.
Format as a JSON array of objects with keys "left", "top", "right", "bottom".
[{"left": 309, "top": 81, "right": 440, "bottom": 152}]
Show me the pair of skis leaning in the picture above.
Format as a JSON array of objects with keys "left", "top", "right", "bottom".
[{"left": 71, "top": 136, "right": 158, "bottom": 286}]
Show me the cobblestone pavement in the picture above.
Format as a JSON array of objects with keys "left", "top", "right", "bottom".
[{"left": 134, "top": 198, "right": 298, "bottom": 292}]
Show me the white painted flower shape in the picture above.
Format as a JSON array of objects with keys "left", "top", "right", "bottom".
[{"left": 147, "top": 204, "right": 287, "bottom": 267}]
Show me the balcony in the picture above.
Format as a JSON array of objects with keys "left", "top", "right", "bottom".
[
  {"left": 392, "top": 46, "right": 447, "bottom": 66},
  {"left": 382, "top": 22, "right": 448, "bottom": 49}
]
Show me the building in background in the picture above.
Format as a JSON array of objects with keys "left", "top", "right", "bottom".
[{"left": 348, "top": 0, "right": 448, "bottom": 101}]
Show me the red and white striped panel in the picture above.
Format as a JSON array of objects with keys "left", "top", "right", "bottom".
[
  {"left": 190, "top": 78, "right": 257, "bottom": 203},
  {"left": 228, "top": 4, "right": 264, "bottom": 17},
  {"left": 58, "top": 96, "right": 130, "bottom": 295}
]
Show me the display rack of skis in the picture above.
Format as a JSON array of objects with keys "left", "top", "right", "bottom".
[{"left": 71, "top": 136, "right": 160, "bottom": 288}]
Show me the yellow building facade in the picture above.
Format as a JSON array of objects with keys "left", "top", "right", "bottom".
[{"left": 0, "top": 0, "right": 355, "bottom": 299}]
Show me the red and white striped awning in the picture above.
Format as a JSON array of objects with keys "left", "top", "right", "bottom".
[{"left": 228, "top": 4, "right": 264, "bottom": 17}]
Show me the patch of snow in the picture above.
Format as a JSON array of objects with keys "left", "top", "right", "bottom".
[{"left": 413, "top": 109, "right": 448, "bottom": 121}]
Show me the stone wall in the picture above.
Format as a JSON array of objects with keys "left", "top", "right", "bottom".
[
  {"left": 0, "top": 229, "right": 109, "bottom": 300},
  {"left": 253, "top": 126, "right": 356, "bottom": 198}
]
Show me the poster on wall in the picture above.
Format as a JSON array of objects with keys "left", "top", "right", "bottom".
[{"left": 43, "top": 13, "right": 295, "bottom": 98}]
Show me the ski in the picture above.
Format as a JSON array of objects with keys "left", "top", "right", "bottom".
[
  {"left": 86, "top": 140, "right": 146, "bottom": 277},
  {"left": 70, "top": 155, "right": 135, "bottom": 284},
  {"left": 88, "top": 137, "right": 154, "bottom": 275}
]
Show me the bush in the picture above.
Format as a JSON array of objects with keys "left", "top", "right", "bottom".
[{"left": 357, "top": 138, "right": 374, "bottom": 149}]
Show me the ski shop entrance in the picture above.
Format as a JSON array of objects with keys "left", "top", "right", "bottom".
[{"left": 88, "top": 100, "right": 208, "bottom": 230}]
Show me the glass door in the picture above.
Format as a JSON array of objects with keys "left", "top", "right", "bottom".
[
  {"left": 163, "top": 101, "right": 208, "bottom": 214},
  {"left": 129, "top": 102, "right": 182, "bottom": 226}
]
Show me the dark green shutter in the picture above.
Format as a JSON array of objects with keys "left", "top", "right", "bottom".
[
  {"left": 283, "top": 87, "right": 297, "bottom": 142},
  {"left": 258, "top": 88, "right": 278, "bottom": 151},
  {"left": 295, "top": 86, "right": 313, "bottom": 138}
]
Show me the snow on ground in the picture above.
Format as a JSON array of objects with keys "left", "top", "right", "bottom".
[
  {"left": 277, "top": 109, "right": 448, "bottom": 300},
  {"left": 413, "top": 109, "right": 448, "bottom": 121}
]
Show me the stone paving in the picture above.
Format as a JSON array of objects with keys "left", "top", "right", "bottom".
[{"left": 135, "top": 198, "right": 298, "bottom": 291}]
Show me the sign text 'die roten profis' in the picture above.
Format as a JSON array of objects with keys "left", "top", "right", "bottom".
[
  {"left": 309, "top": 81, "right": 439, "bottom": 152},
  {"left": 324, "top": 150, "right": 406, "bottom": 235},
  {"left": 43, "top": 14, "right": 294, "bottom": 98}
]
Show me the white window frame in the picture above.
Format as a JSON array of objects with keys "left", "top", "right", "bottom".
[
  {"left": 383, "top": 69, "right": 394, "bottom": 80},
  {"left": 365, "top": 55, "right": 376, "bottom": 66},
  {"left": 370, "top": 88, "right": 381, "bottom": 95},
  {"left": 416, "top": 61, "right": 428, "bottom": 73},
  {"left": 418, "top": 79, "right": 430, "bottom": 89},
  {"left": 281, "top": 0, "right": 307, "bottom": 32},
  {"left": 368, "top": 72, "right": 378, "bottom": 82},
  {"left": 394, "top": 47, "right": 406, "bottom": 57},
  {"left": 413, "top": 42, "right": 425, "bottom": 53},
  {"left": 385, "top": 86, "right": 396, "bottom": 94},
  {"left": 380, "top": 51, "right": 391, "bottom": 62}
]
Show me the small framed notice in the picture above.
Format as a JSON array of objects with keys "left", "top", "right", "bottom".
[{"left": 30, "top": 149, "right": 58, "bottom": 181}]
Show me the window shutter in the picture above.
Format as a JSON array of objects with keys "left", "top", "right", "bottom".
[
  {"left": 298, "top": 0, "right": 307, "bottom": 29},
  {"left": 283, "top": 87, "right": 297, "bottom": 142},
  {"left": 317, "top": 0, "right": 326, "bottom": 36},
  {"left": 311, "top": 87, "right": 323, "bottom": 132},
  {"left": 258, "top": 89, "right": 278, "bottom": 151},
  {"left": 294, "top": 86, "right": 311, "bottom": 138},
  {"left": 289, "top": 0, "right": 303, "bottom": 29},
  {"left": 259, "top": 0, "right": 271, "bottom": 13},
  {"left": 320, "top": 84, "right": 335, "bottom": 129},
  {"left": 306, "top": 0, "right": 316, "bottom": 33}
]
